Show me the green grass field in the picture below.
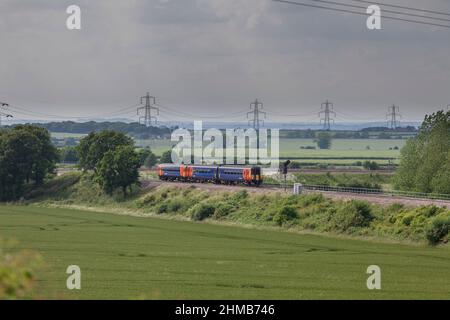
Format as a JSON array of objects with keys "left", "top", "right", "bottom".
[
  {"left": 134, "top": 138, "right": 404, "bottom": 162},
  {"left": 1, "top": 205, "right": 449, "bottom": 299}
]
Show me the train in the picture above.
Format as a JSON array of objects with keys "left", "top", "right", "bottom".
[{"left": 157, "top": 164, "right": 263, "bottom": 186}]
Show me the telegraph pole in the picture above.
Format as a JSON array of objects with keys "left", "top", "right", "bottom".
[
  {"left": 386, "top": 105, "right": 401, "bottom": 130},
  {"left": 319, "top": 100, "right": 335, "bottom": 131},
  {"left": 247, "top": 99, "right": 266, "bottom": 130},
  {"left": 137, "top": 92, "right": 159, "bottom": 127}
]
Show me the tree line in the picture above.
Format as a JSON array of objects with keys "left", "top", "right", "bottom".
[{"left": 11, "top": 121, "right": 174, "bottom": 139}]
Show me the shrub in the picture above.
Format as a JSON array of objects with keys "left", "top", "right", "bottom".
[
  {"left": 166, "top": 199, "right": 184, "bottom": 213},
  {"left": 214, "top": 203, "right": 234, "bottom": 219},
  {"left": 190, "top": 203, "right": 216, "bottom": 221},
  {"left": 426, "top": 217, "right": 450, "bottom": 245},
  {"left": 329, "top": 200, "right": 373, "bottom": 232},
  {"left": 157, "top": 203, "right": 169, "bottom": 214},
  {"left": 298, "top": 194, "right": 325, "bottom": 207},
  {"left": 0, "top": 241, "right": 43, "bottom": 299},
  {"left": 273, "top": 205, "right": 298, "bottom": 226}
]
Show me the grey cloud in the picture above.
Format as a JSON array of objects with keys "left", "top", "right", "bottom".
[{"left": 1, "top": 0, "right": 449, "bottom": 122}]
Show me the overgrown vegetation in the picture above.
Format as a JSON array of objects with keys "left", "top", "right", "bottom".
[
  {"left": 31, "top": 175, "right": 449, "bottom": 245},
  {"left": 293, "top": 173, "right": 391, "bottom": 190},
  {"left": 0, "top": 239, "right": 43, "bottom": 299}
]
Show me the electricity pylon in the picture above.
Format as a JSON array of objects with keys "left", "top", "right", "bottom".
[
  {"left": 137, "top": 92, "right": 159, "bottom": 127},
  {"left": 386, "top": 105, "right": 401, "bottom": 129},
  {"left": 247, "top": 99, "right": 266, "bottom": 130},
  {"left": 319, "top": 100, "right": 335, "bottom": 131}
]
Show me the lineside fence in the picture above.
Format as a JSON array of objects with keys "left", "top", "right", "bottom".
[{"left": 287, "top": 183, "right": 450, "bottom": 201}]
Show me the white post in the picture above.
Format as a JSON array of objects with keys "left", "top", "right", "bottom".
[{"left": 293, "top": 183, "right": 303, "bottom": 195}]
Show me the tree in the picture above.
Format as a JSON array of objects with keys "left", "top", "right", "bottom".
[
  {"left": 315, "top": 132, "right": 332, "bottom": 150},
  {"left": 394, "top": 110, "right": 450, "bottom": 194},
  {"left": 160, "top": 150, "right": 173, "bottom": 164},
  {"left": 363, "top": 161, "right": 380, "bottom": 171},
  {"left": 95, "top": 146, "right": 141, "bottom": 196},
  {"left": 0, "top": 125, "right": 58, "bottom": 201},
  {"left": 144, "top": 152, "right": 157, "bottom": 168},
  {"left": 59, "top": 146, "right": 79, "bottom": 163},
  {"left": 16, "top": 125, "right": 59, "bottom": 184},
  {"left": 77, "top": 131, "right": 133, "bottom": 171},
  {"left": 138, "top": 147, "right": 157, "bottom": 168}
]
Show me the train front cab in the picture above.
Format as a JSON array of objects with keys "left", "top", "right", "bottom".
[
  {"left": 158, "top": 164, "right": 182, "bottom": 180},
  {"left": 243, "top": 166, "right": 263, "bottom": 186}
]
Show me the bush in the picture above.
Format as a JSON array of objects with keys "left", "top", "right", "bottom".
[
  {"left": 274, "top": 205, "right": 298, "bottom": 226},
  {"left": 214, "top": 203, "right": 234, "bottom": 219},
  {"left": 190, "top": 203, "right": 216, "bottom": 221},
  {"left": 426, "top": 217, "right": 450, "bottom": 245},
  {"left": 157, "top": 203, "right": 169, "bottom": 214},
  {"left": 329, "top": 200, "right": 373, "bottom": 232}
]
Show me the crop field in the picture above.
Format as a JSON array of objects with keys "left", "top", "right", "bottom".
[
  {"left": 1, "top": 205, "right": 449, "bottom": 299},
  {"left": 135, "top": 138, "right": 405, "bottom": 157}
]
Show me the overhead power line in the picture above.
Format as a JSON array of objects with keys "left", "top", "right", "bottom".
[
  {"left": 6, "top": 103, "right": 140, "bottom": 120},
  {"left": 291, "top": 0, "right": 450, "bottom": 22},
  {"left": 351, "top": 0, "right": 450, "bottom": 17},
  {"left": 273, "top": 0, "right": 450, "bottom": 29},
  {"left": 0, "top": 102, "right": 13, "bottom": 127}
]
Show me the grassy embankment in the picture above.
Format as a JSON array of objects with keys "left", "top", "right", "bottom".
[{"left": 22, "top": 173, "right": 450, "bottom": 245}]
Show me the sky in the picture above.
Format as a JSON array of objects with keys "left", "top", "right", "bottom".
[{"left": 1, "top": 0, "right": 450, "bottom": 123}]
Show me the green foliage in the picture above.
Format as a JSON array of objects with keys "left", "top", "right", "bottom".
[
  {"left": 394, "top": 110, "right": 450, "bottom": 194},
  {"left": 328, "top": 200, "right": 374, "bottom": 233},
  {"left": 0, "top": 240, "right": 43, "bottom": 299},
  {"left": 58, "top": 146, "right": 79, "bottom": 163},
  {"left": 138, "top": 147, "right": 157, "bottom": 168},
  {"left": 363, "top": 161, "right": 380, "bottom": 171},
  {"left": 96, "top": 146, "right": 141, "bottom": 196},
  {"left": 315, "top": 132, "right": 332, "bottom": 149},
  {"left": 294, "top": 173, "right": 388, "bottom": 190},
  {"left": 426, "top": 217, "right": 450, "bottom": 245},
  {"left": 28, "top": 121, "right": 172, "bottom": 139},
  {"left": 76, "top": 130, "right": 134, "bottom": 171},
  {"left": 274, "top": 205, "right": 298, "bottom": 226},
  {"left": 190, "top": 203, "right": 216, "bottom": 221},
  {"left": 160, "top": 150, "right": 173, "bottom": 164},
  {"left": 22, "top": 174, "right": 450, "bottom": 244},
  {"left": 0, "top": 125, "right": 58, "bottom": 201},
  {"left": 213, "top": 202, "right": 234, "bottom": 219}
]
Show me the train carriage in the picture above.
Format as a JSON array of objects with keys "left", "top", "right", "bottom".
[{"left": 157, "top": 164, "right": 263, "bottom": 186}]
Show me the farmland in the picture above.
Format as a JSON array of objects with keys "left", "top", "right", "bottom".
[
  {"left": 1, "top": 205, "right": 449, "bottom": 299},
  {"left": 50, "top": 130, "right": 406, "bottom": 166},
  {"left": 136, "top": 138, "right": 405, "bottom": 165}
]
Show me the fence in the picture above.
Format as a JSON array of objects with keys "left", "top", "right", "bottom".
[{"left": 282, "top": 183, "right": 450, "bottom": 201}]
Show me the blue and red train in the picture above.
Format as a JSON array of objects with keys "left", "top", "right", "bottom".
[{"left": 158, "top": 164, "right": 263, "bottom": 186}]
